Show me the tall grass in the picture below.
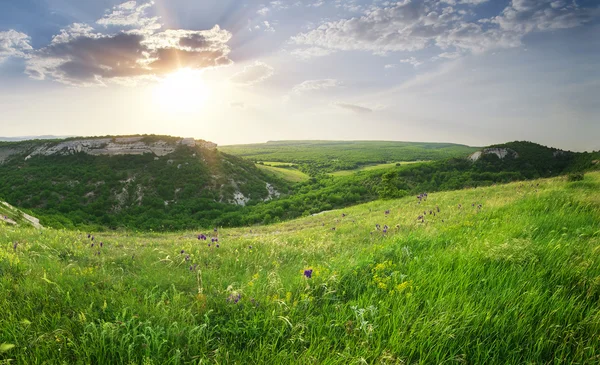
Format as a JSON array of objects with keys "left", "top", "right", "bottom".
[{"left": 1, "top": 173, "right": 599, "bottom": 364}]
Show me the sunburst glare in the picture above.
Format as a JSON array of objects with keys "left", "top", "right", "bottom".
[{"left": 153, "top": 69, "right": 209, "bottom": 114}]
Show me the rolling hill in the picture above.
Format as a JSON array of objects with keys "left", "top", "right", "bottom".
[
  {"left": 1, "top": 171, "right": 599, "bottom": 363},
  {"left": 0, "top": 136, "right": 287, "bottom": 230}
]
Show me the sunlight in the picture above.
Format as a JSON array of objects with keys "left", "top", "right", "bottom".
[{"left": 153, "top": 69, "right": 209, "bottom": 114}]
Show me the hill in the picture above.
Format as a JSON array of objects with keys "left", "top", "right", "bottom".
[
  {"left": 1, "top": 172, "right": 599, "bottom": 363},
  {"left": 220, "top": 140, "right": 479, "bottom": 175},
  {"left": 0, "top": 136, "right": 288, "bottom": 230}
]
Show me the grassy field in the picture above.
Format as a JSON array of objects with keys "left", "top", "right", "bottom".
[
  {"left": 260, "top": 161, "right": 298, "bottom": 167},
  {"left": 329, "top": 161, "right": 431, "bottom": 176},
  {"left": 221, "top": 141, "right": 478, "bottom": 173},
  {"left": 1, "top": 172, "right": 599, "bottom": 364},
  {"left": 256, "top": 164, "right": 310, "bottom": 183}
]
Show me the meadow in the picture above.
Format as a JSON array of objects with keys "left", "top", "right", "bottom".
[
  {"left": 1, "top": 172, "right": 599, "bottom": 364},
  {"left": 256, "top": 164, "right": 310, "bottom": 183},
  {"left": 220, "top": 141, "right": 478, "bottom": 174}
]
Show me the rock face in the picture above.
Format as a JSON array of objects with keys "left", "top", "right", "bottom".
[
  {"left": 0, "top": 136, "right": 217, "bottom": 163},
  {"left": 469, "top": 148, "right": 519, "bottom": 162}
]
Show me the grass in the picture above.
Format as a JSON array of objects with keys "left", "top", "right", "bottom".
[
  {"left": 256, "top": 163, "right": 310, "bottom": 183},
  {"left": 259, "top": 161, "right": 298, "bottom": 167},
  {"left": 1, "top": 172, "right": 599, "bottom": 364},
  {"left": 329, "top": 161, "right": 431, "bottom": 176}
]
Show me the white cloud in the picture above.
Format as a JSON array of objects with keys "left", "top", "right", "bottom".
[
  {"left": 492, "top": 0, "right": 598, "bottom": 34},
  {"left": 290, "top": 46, "right": 334, "bottom": 60},
  {"left": 230, "top": 62, "right": 275, "bottom": 85},
  {"left": 24, "top": 1, "right": 233, "bottom": 86},
  {"left": 0, "top": 30, "right": 32, "bottom": 62},
  {"left": 400, "top": 57, "right": 424, "bottom": 68},
  {"left": 292, "top": 79, "right": 342, "bottom": 94},
  {"left": 334, "top": 102, "right": 373, "bottom": 113},
  {"left": 96, "top": 1, "right": 161, "bottom": 32},
  {"left": 257, "top": 7, "right": 270, "bottom": 16},
  {"left": 291, "top": 0, "right": 599, "bottom": 56}
]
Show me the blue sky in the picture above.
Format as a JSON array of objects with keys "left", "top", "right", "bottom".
[{"left": 0, "top": 0, "right": 599, "bottom": 150}]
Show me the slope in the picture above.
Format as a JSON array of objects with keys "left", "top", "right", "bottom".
[
  {"left": 1, "top": 172, "right": 599, "bottom": 363},
  {"left": 0, "top": 136, "right": 288, "bottom": 230}
]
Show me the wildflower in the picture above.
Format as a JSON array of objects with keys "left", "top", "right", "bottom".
[
  {"left": 342, "top": 213, "right": 346, "bottom": 217},
  {"left": 331, "top": 227, "right": 336, "bottom": 231},
  {"left": 437, "top": 206, "right": 440, "bottom": 213},
  {"left": 185, "top": 255, "right": 190, "bottom": 261},
  {"left": 385, "top": 210, "right": 390, "bottom": 215},
  {"left": 91, "top": 236, "right": 94, "bottom": 241},
  {"left": 100, "top": 242, "right": 103, "bottom": 248},
  {"left": 227, "top": 293, "right": 241, "bottom": 304},
  {"left": 180, "top": 250, "right": 185, "bottom": 254},
  {"left": 190, "top": 264, "right": 198, "bottom": 271},
  {"left": 87, "top": 234, "right": 91, "bottom": 239},
  {"left": 208, "top": 243, "right": 211, "bottom": 247},
  {"left": 214, "top": 227, "right": 218, "bottom": 232},
  {"left": 216, "top": 244, "right": 220, "bottom": 248},
  {"left": 13, "top": 242, "right": 18, "bottom": 251},
  {"left": 249, "top": 246, "right": 252, "bottom": 249},
  {"left": 304, "top": 269, "right": 313, "bottom": 279},
  {"left": 91, "top": 243, "right": 94, "bottom": 248},
  {"left": 383, "top": 229, "right": 387, "bottom": 233}
]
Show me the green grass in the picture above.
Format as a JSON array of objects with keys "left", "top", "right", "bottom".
[
  {"left": 221, "top": 140, "right": 478, "bottom": 173},
  {"left": 329, "top": 160, "right": 431, "bottom": 176},
  {"left": 256, "top": 163, "right": 310, "bottom": 183},
  {"left": 259, "top": 161, "right": 298, "bottom": 167},
  {"left": 1, "top": 172, "right": 600, "bottom": 364}
]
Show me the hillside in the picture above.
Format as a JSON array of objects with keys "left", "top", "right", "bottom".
[
  {"left": 1, "top": 172, "right": 599, "bottom": 363},
  {"left": 1, "top": 139, "right": 597, "bottom": 230},
  {"left": 220, "top": 140, "right": 479, "bottom": 175},
  {"left": 0, "top": 136, "right": 287, "bottom": 230}
]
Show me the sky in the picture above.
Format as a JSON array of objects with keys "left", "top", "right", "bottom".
[{"left": 0, "top": 0, "right": 598, "bottom": 151}]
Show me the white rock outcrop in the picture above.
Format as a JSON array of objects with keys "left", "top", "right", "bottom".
[{"left": 469, "top": 148, "right": 519, "bottom": 162}]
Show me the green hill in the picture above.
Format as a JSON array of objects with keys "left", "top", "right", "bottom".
[
  {"left": 1, "top": 172, "right": 599, "bottom": 363},
  {"left": 0, "top": 136, "right": 288, "bottom": 230}
]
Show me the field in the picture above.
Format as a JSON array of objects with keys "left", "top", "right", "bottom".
[
  {"left": 329, "top": 161, "right": 431, "bottom": 177},
  {"left": 1, "top": 172, "right": 599, "bottom": 364},
  {"left": 256, "top": 164, "right": 310, "bottom": 183},
  {"left": 220, "top": 141, "right": 479, "bottom": 173}
]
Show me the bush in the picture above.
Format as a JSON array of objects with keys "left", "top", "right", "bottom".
[{"left": 568, "top": 172, "right": 585, "bottom": 182}]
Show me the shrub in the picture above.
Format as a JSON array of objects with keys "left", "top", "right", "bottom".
[{"left": 568, "top": 172, "right": 585, "bottom": 182}]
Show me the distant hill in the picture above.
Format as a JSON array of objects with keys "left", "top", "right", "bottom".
[
  {"left": 0, "top": 135, "right": 287, "bottom": 230},
  {"left": 0, "top": 135, "right": 75, "bottom": 142},
  {"left": 220, "top": 140, "right": 480, "bottom": 175}
]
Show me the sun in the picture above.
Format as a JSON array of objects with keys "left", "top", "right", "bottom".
[{"left": 153, "top": 69, "right": 209, "bottom": 113}]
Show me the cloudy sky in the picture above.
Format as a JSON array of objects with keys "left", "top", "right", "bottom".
[{"left": 0, "top": 0, "right": 598, "bottom": 150}]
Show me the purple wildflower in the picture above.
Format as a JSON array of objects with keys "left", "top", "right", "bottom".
[
  {"left": 249, "top": 246, "right": 252, "bottom": 249},
  {"left": 227, "top": 293, "right": 241, "bottom": 304},
  {"left": 87, "top": 234, "right": 91, "bottom": 239},
  {"left": 180, "top": 250, "right": 185, "bottom": 254},
  {"left": 304, "top": 269, "right": 313, "bottom": 279},
  {"left": 100, "top": 242, "right": 103, "bottom": 248},
  {"left": 91, "top": 243, "right": 94, "bottom": 248},
  {"left": 13, "top": 242, "right": 18, "bottom": 251},
  {"left": 216, "top": 244, "right": 220, "bottom": 248},
  {"left": 91, "top": 236, "right": 94, "bottom": 241}
]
